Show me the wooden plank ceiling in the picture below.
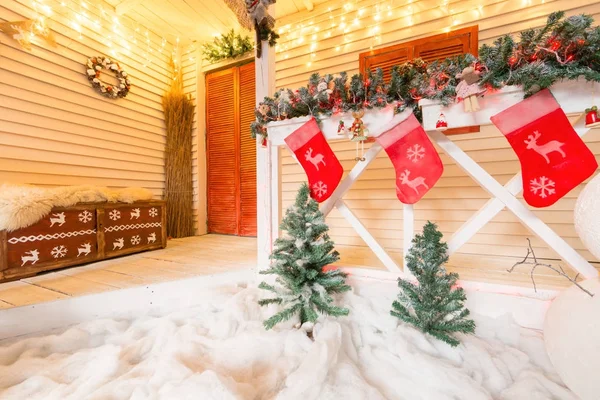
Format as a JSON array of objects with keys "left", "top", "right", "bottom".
[{"left": 106, "top": 0, "right": 330, "bottom": 43}]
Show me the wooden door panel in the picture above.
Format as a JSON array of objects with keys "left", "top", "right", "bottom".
[
  {"left": 239, "top": 62, "right": 257, "bottom": 236},
  {"left": 207, "top": 69, "right": 238, "bottom": 235},
  {"left": 206, "top": 62, "right": 256, "bottom": 237}
]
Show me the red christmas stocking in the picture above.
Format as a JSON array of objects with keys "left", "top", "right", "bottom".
[
  {"left": 491, "top": 89, "right": 597, "bottom": 208},
  {"left": 285, "top": 117, "right": 343, "bottom": 202},
  {"left": 376, "top": 113, "right": 444, "bottom": 204}
]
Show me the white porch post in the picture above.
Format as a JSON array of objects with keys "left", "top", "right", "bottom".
[{"left": 256, "top": 39, "right": 276, "bottom": 272}]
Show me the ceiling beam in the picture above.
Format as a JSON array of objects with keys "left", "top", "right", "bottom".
[
  {"left": 115, "top": 0, "right": 144, "bottom": 16},
  {"left": 303, "top": 0, "right": 314, "bottom": 11}
]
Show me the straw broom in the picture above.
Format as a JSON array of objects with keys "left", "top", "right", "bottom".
[{"left": 162, "top": 59, "right": 195, "bottom": 238}]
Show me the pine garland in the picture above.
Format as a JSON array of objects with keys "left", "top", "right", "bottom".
[
  {"left": 391, "top": 222, "right": 475, "bottom": 347},
  {"left": 201, "top": 29, "right": 254, "bottom": 63},
  {"left": 258, "top": 183, "right": 351, "bottom": 330},
  {"left": 251, "top": 11, "right": 600, "bottom": 139}
]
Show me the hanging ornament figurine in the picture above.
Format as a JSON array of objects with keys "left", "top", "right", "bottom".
[
  {"left": 337, "top": 120, "right": 346, "bottom": 136},
  {"left": 436, "top": 113, "right": 448, "bottom": 131},
  {"left": 455, "top": 66, "right": 486, "bottom": 112},
  {"left": 585, "top": 105, "right": 600, "bottom": 128},
  {"left": 245, "top": 0, "right": 277, "bottom": 58},
  {"left": 350, "top": 109, "right": 369, "bottom": 161}
]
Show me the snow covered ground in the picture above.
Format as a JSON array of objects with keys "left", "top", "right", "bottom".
[{"left": 0, "top": 279, "right": 575, "bottom": 400}]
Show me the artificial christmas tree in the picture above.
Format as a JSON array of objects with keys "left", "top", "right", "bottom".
[
  {"left": 391, "top": 222, "right": 475, "bottom": 347},
  {"left": 258, "top": 183, "right": 351, "bottom": 332}
]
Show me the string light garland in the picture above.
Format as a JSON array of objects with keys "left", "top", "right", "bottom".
[
  {"left": 24, "top": 0, "right": 198, "bottom": 73},
  {"left": 252, "top": 11, "right": 600, "bottom": 139},
  {"left": 276, "top": 0, "right": 463, "bottom": 63}
]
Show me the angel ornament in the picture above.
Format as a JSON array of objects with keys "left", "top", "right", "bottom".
[
  {"left": 349, "top": 109, "right": 369, "bottom": 161},
  {"left": 455, "top": 66, "right": 486, "bottom": 112}
]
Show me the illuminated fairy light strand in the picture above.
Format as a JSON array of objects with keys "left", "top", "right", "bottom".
[
  {"left": 276, "top": 0, "right": 494, "bottom": 66},
  {"left": 29, "top": 0, "right": 178, "bottom": 68}
]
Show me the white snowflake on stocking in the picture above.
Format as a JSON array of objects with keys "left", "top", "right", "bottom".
[
  {"left": 149, "top": 208, "right": 158, "bottom": 218},
  {"left": 130, "top": 235, "right": 141, "bottom": 245},
  {"left": 406, "top": 144, "right": 425, "bottom": 163},
  {"left": 51, "top": 245, "right": 68, "bottom": 259},
  {"left": 312, "top": 181, "right": 328, "bottom": 199},
  {"left": 78, "top": 210, "right": 93, "bottom": 223},
  {"left": 109, "top": 209, "right": 121, "bottom": 221},
  {"left": 530, "top": 176, "right": 556, "bottom": 198}
]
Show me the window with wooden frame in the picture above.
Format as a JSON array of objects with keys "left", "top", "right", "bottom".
[{"left": 359, "top": 26, "right": 479, "bottom": 134}]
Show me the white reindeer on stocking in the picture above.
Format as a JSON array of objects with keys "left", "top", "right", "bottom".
[
  {"left": 147, "top": 232, "right": 156, "bottom": 244},
  {"left": 49, "top": 212, "right": 66, "bottom": 227},
  {"left": 524, "top": 131, "right": 566, "bottom": 164},
  {"left": 399, "top": 170, "right": 429, "bottom": 194},
  {"left": 305, "top": 148, "right": 326, "bottom": 171},
  {"left": 21, "top": 250, "right": 39, "bottom": 266},
  {"left": 130, "top": 208, "right": 141, "bottom": 219}
]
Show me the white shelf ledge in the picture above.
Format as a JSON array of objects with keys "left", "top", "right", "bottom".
[{"left": 419, "top": 79, "right": 600, "bottom": 131}]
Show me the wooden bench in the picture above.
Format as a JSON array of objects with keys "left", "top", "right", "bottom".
[{"left": 0, "top": 201, "right": 166, "bottom": 282}]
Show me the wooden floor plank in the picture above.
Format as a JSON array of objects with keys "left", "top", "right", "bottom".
[
  {"left": 63, "top": 269, "right": 154, "bottom": 289},
  {"left": 105, "top": 262, "right": 191, "bottom": 282},
  {"left": 0, "top": 281, "right": 69, "bottom": 306},
  {"left": 23, "top": 274, "right": 119, "bottom": 297},
  {"left": 0, "top": 300, "right": 14, "bottom": 309}
]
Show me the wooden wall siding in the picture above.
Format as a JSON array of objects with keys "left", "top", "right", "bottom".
[
  {"left": 0, "top": 0, "right": 176, "bottom": 200},
  {"left": 182, "top": 54, "right": 200, "bottom": 233},
  {"left": 276, "top": 0, "right": 600, "bottom": 285}
]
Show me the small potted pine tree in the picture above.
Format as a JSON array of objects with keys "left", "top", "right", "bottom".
[
  {"left": 258, "top": 183, "right": 351, "bottom": 336},
  {"left": 391, "top": 221, "right": 476, "bottom": 347}
]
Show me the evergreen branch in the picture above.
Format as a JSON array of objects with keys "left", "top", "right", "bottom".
[
  {"left": 258, "top": 298, "right": 282, "bottom": 306},
  {"left": 263, "top": 303, "right": 303, "bottom": 330},
  {"left": 201, "top": 29, "right": 254, "bottom": 63}
]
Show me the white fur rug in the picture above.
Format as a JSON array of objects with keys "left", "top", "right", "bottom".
[{"left": 0, "top": 184, "right": 154, "bottom": 232}]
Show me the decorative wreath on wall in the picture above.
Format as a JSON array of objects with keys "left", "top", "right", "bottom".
[{"left": 86, "top": 56, "right": 131, "bottom": 98}]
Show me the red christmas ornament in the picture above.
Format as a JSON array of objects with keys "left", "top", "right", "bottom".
[
  {"left": 436, "top": 113, "right": 448, "bottom": 131},
  {"left": 585, "top": 106, "right": 600, "bottom": 128}
]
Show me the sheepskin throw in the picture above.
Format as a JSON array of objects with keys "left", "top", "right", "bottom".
[{"left": 0, "top": 183, "right": 154, "bottom": 232}]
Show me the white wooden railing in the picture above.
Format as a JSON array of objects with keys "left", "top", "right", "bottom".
[{"left": 257, "top": 78, "right": 600, "bottom": 282}]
